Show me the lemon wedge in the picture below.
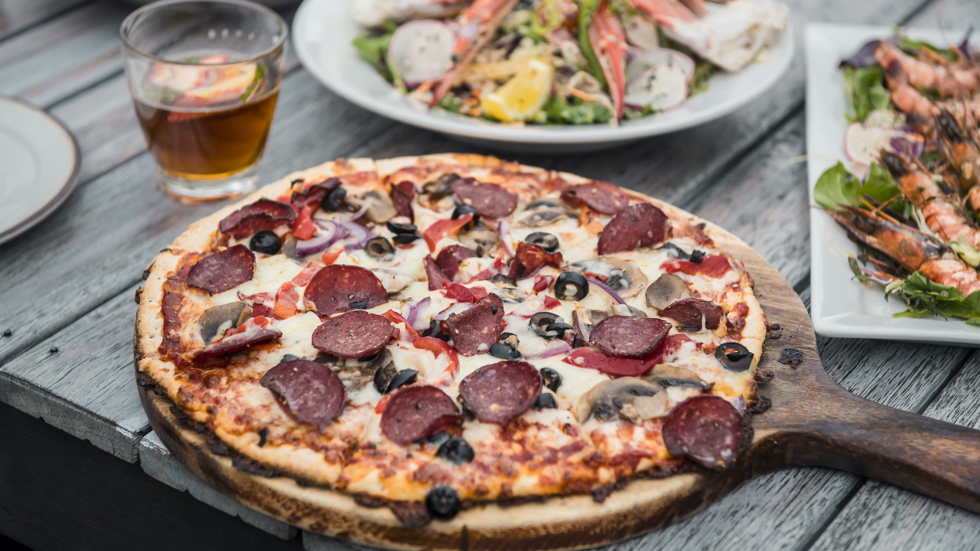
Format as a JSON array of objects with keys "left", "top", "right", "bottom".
[{"left": 480, "top": 59, "right": 554, "bottom": 123}]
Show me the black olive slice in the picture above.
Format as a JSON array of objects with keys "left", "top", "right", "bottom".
[
  {"left": 385, "top": 369, "right": 418, "bottom": 393},
  {"left": 424, "top": 319, "right": 451, "bottom": 341},
  {"left": 540, "top": 367, "right": 562, "bottom": 392},
  {"left": 373, "top": 362, "right": 397, "bottom": 394},
  {"left": 545, "top": 322, "right": 573, "bottom": 338},
  {"left": 386, "top": 220, "right": 418, "bottom": 234},
  {"left": 348, "top": 297, "right": 370, "bottom": 309},
  {"left": 426, "top": 486, "right": 461, "bottom": 520},
  {"left": 436, "top": 437, "right": 475, "bottom": 464},
  {"left": 689, "top": 250, "right": 705, "bottom": 263},
  {"left": 320, "top": 187, "right": 347, "bottom": 212},
  {"left": 529, "top": 312, "right": 563, "bottom": 339},
  {"left": 525, "top": 232, "right": 559, "bottom": 253},
  {"left": 535, "top": 393, "right": 557, "bottom": 410},
  {"left": 423, "top": 173, "right": 459, "bottom": 198},
  {"left": 392, "top": 233, "right": 420, "bottom": 245},
  {"left": 489, "top": 342, "right": 522, "bottom": 360},
  {"left": 281, "top": 354, "right": 301, "bottom": 363},
  {"left": 555, "top": 272, "right": 589, "bottom": 301},
  {"left": 490, "top": 273, "right": 517, "bottom": 286},
  {"left": 249, "top": 230, "right": 282, "bottom": 255},
  {"left": 418, "top": 431, "right": 452, "bottom": 447},
  {"left": 500, "top": 332, "right": 519, "bottom": 348},
  {"left": 365, "top": 237, "right": 395, "bottom": 258},
  {"left": 715, "top": 342, "right": 754, "bottom": 372},
  {"left": 452, "top": 204, "right": 480, "bottom": 226},
  {"left": 359, "top": 351, "right": 381, "bottom": 363}
]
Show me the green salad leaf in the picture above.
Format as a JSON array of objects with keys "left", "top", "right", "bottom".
[
  {"left": 814, "top": 162, "right": 912, "bottom": 216},
  {"left": 843, "top": 65, "right": 892, "bottom": 122},
  {"left": 892, "top": 272, "right": 980, "bottom": 323},
  {"left": 352, "top": 22, "right": 398, "bottom": 82},
  {"left": 577, "top": 0, "right": 607, "bottom": 89},
  {"left": 545, "top": 95, "right": 613, "bottom": 125},
  {"left": 897, "top": 36, "right": 959, "bottom": 62},
  {"left": 688, "top": 58, "right": 718, "bottom": 97}
]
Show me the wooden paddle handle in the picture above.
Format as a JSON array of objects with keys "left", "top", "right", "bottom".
[{"left": 776, "top": 386, "right": 980, "bottom": 513}]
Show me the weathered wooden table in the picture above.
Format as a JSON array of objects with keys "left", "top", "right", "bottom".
[{"left": 2, "top": 0, "right": 979, "bottom": 549}]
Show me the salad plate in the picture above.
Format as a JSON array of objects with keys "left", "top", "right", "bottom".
[
  {"left": 805, "top": 23, "right": 980, "bottom": 346},
  {"left": 293, "top": 0, "right": 794, "bottom": 152}
]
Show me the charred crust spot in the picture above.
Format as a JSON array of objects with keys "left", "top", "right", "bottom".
[
  {"left": 388, "top": 501, "right": 432, "bottom": 528},
  {"left": 205, "top": 432, "right": 231, "bottom": 456},
  {"left": 354, "top": 493, "right": 389, "bottom": 508},
  {"left": 590, "top": 484, "right": 614, "bottom": 503},
  {"left": 257, "top": 427, "right": 268, "bottom": 447},
  {"left": 753, "top": 368, "right": 775, "bottom": 384},
  {"left": 135, "top": 372, "right": 157, "bottom": 387},
  {"left": 778, "top": 348, "right": 804, "bottom": 368},
  {"left": 748, "top": 395, "right": 772, "bottom": 415},
  {"left": 232, "top": 456, "right": 279, "bottom": 477}
]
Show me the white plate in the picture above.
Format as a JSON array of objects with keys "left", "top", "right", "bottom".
[
  {"left": 0, "top": 96, "right": 81, "bottom": 246},
  {"left": 293, "top": 0, "right": 795, "bottom": 152},
  {"left": 804, "top": 23, "right": 980, "bottom": 346}
]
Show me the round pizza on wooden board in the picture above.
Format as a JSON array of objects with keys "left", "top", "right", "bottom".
[{"left": 134, "top": 154, "right": 772, "bottom": 548}]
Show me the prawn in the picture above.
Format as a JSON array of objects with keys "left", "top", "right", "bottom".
[
  {"left": 875, "top": 41, "right": 980, "bottom": 98},
  {"left": 881, "top": 151, "right": 980, "bottom": 249},
  {"left": 935, "top": 107, "right": 980, "bottom": 211}
]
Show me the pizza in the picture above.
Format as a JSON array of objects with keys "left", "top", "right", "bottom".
[{"left": 134, "top": 154, "right": 767, "bottom": 527}]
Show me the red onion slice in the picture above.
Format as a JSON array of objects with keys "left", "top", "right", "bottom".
[
  {"left": 497, "top": 220, "right": 515, "bottom": 257},
  {"left": 526, "top": 341, "right": 571, "bottom": 360},
  {"left": 435, "top": 302, "right": 472, "bottom": 320},
  {"left": 406, "top": 297, "right": 431, "bottom": 329},
  {"left": 296, "top": 220, "right": 342, "bottom": 257},
  {"left": 587, "top": 277, "right": 627, "bottom": 305}
]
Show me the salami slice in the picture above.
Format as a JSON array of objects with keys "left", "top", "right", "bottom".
[
  {"left": 508, "top": 242, "right": 563, "bottom": 280},
  {"left": 424, "top": 256, "right": 449, "bottom": 291},
  {"left": 660, "top": 298, "right": 723, "bottom": 330},
  {"left": 588, "top": 316, "right": 670, "bottom": 357},
  {"left": 447, "top": 294, "right": 503, "bottom": 356},
  {"left": 381, "top": 385, "right": 461, "bottom": 445},
  {"left": 291, "top": 177, "right": 341, "bottom": 209},
  {"left": 450, "top": 178, "right": 518, "bottom": 219},
  {"left": 435, "top": 244, "right": 477, "bottom": 280},
  {"left": 312, "top": 311, "right": 394, "bottom": 359},
  {"left": 219, "top": 199, "right": 297, "bottom": 239},
  {"left": 458, "top": 360, "right": 542, "bottom": 425},
  {"left": 662, "top": 395, "right": 744, "bottom": 470},
  {"left": 390, "top": 181, "right": 416, "bottom": 222},
  {"left": 261, "top": 359, "right": 346, "bottom": 431},
  {"left": 597, "top": 203, "right": 670, "bottom": 256},
  {"left": 189, "top": 323, "right": 282, "bottom": 362},
  {"left": 561, "top": 181, "right": 631, "bottom": 215},
  {"left": 187, "top": 245, "right": 256, "bottom": 294},
  {"left": 304, "top": 265, "right": 388, "bottom": 317}
]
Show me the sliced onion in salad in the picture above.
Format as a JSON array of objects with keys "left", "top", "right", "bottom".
[
  {"left": 624, "top": 50, "right": 692, "bottom": 111},
  {"left": 387, "top": 20, "right": 457, "bottom": 88},
  {"left": 622, "top": 14, "right": 661, "bottom": 51},
  {"left": 844, "top": 109, "right": 914, "bottom": 166}
]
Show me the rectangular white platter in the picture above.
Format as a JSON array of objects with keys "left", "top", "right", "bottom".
[{"left": 804, "top": 23, "right": 980, "bottom": 345}]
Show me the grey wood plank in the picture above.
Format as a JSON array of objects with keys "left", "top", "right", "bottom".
[
  {"left": 0, "top": 0, "right": 88, "bottom": 42},
  {"left": 0, "top": 283, "right": 147, "bottom": 462},
  {"left": 0, "top": 0, "right": 131, "bottom": 108},
  {"left": 139, "top": 430, "right": 300, "bottom": 540}
]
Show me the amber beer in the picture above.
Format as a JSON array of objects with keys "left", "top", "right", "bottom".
[{"left": 135, "top": 86, "right": 279, "bottom": 180}]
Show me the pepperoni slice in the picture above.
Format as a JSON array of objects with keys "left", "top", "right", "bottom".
[
  {"left": 508, "top": 242, "right": 563, "bottom": 280},
  {"left": 381, "top": 385, "right": 461, "bottom": 445},
  {"left": 435, "top": 244, "right": 477, "bottom": 280},
  {"left": 596, "top": 203, "right": 670, "bottom": 256},
  {"left": 189, "top": 322, "right": 281, "bottom": 362},
  {"left": 561, "top": 181, "right": 631, "bottom": 215},
  {"left": 312, "top": 311, "right": 394, "bottom": 359},
  {"left": 458, "top": 361, "right": 542, "bottom": 425},
  {"left": 218, "top": 199, "right": 297, "bottom": 239},
  {"left": 187, "top": 245, "right": 256, "bottom": 294},
  {"left": 291, "top": 177, "right": 340, "bottom": 209},
  {"left": 662, "top": 395, "right": 744, "bottom": 470},
  {"left": 261, "top": 360, "right": 346, "bottom": 431},
  {"left": 304, "top": 265, "right": 388, "bottom": 317},
  {"left": 450, "top": 178, "right": 518, "bottom": 219},
  {"left": 563, "top": 334, "right": 694, "bottom": 376},
  {"left": 588, "top": 316, "right": 670, "bottom": 357},
  {"left": 390, "top": 181, "right": 416, "bottom": 222},
  {"left": 662, "top": 255, "right": 732, "bottom": 278},
  {"left": 660, "top": 298, "right": 724, "bottom": 330},
  {"left": 447, "top": 294, "right": 503, "bottom": 356},
  {"left": 424, "top": 256, "right": 449, "bottom": 291}
]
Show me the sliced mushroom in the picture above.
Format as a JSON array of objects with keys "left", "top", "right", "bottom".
[
  {"left": 422, "top": 173, "right": 460, "bottom": 199},
  {"left": 375, "top": 268, "right": 416, "bottom": 297},
  {"left": 346, "top": 190, "right": 397, "bottom": 224},
  {"left": 644, "top": 364, "right": 713, "bottom": 392},
  {"left": 518, "top": 199, "right": 574, "bottom": 228},
  {"left": 567, "top": 259, "right": 648, "bottom": 299},
  {"left": 574, "top": 377, "right": 670, "bottom": 423},
  {"left": 457, "top": 224, "right": 499, "bottom": 257},
  {"left": 611, "top": 303, "right": 647, "bottom": 318},
  {"left": 488, "top": 273, "right": 525, "bottom": 303},
  {"left": 197, "top": 302, "right": 251, "bottom": 344},
  {"left": 645, "top": 273, "right": 692, "bottom": 310}
]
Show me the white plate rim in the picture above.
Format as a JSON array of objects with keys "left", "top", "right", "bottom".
[
  {"left": 0, "top": 95, "right": 82, "bottom": 246},
  {"left": 292, "top": 0, "right": 796, "bottom": 145},
  {"left": 804, "top": 22, "right": 980, "bottom": 346}
]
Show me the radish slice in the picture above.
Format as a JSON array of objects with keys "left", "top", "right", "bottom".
[
  {"left": 844, "top": 123, "right": 906, "bottom": 166},
  {"left": 387, "top": 20, "right": 456, "bottom": 88},
  {"left": 623, "top": 14, "right": 660, "bottom": 51},
  {"left": 627, "top": 49, "right": 695, "bottom": 83},
  {"left": 624, "top": 64, "right": 688, "bottom": 111}
]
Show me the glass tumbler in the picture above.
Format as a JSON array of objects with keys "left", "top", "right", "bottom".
[{"left": 120, "top": 0, "right": 287, "bottom": 202}]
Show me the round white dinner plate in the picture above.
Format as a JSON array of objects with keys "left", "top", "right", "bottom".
[
  {"left": 292, "top": 0, "right": 795, "bottom": 152},
  {"left": 0, "top": 96, "right": 81, "bottom": 246}
]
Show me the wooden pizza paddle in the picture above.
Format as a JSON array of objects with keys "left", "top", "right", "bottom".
[{"left": 136, "top": 218, "right": 980, "bottom": 551}]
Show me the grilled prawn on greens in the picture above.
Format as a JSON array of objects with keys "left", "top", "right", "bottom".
[
  {"left": 351, "top": 0, "right": 789, "bottom": 124},
  {"left": 817, "top": 30, "right": 980, "bottom": 324}
]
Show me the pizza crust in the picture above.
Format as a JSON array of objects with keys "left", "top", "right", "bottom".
[{"left": 135, "top": 154, "right": 768, "bottom": 515}]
